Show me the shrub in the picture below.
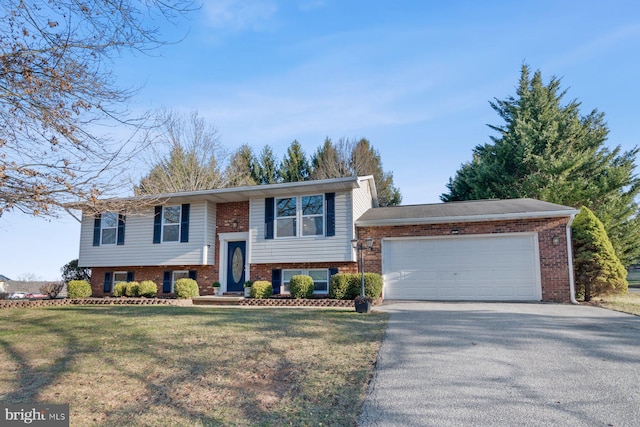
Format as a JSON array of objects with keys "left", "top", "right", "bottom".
[
  {"left": 289, "top": 275, "right": 314, "bottom": 299},
  {"left": 174, "top": 278, "right": 199, "bottom": 298},
  {"left": 125, "top": 281, "right": 140, "bottom": 297},
  {"left": 67, "top": 280, "right": 92, "bottom": 298},
  {"left": 573, "top": 206, "right": 628, "bottom": 301},
  {"left": 40, "top": 282, "right": 64, "bottom": 298},
  {"left": 138, "top": 280, "right": 158, "bottom": 297},
  {"left": 329, "top": 274, "right": 352, "bottom": 300},
  {"left": 329, "top": 273, "right": 383, "bottom": 300},
  {"left": 113, "top": 282, "right": 127, "bottom": 297},
  {"left": 250, "top": 281, "right": 272, "bottom": 299}
]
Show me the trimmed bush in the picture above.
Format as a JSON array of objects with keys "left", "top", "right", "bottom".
[
  {"left": 174, "top": 278, "right": 199, "bottom": 298},
  {"left": 67, "top": 280, "right": 92, "bottom": 298},
  {"left": 124, "top": 281, "right": 140, "bottom": 297},
  {"left": 250, "top": 281, "right": 273, "bottom": 299},
  {"left": 573, "top": 206, "right": 628, "bottom": 301},
  {"left": 329, "top": 274, "right": 352, "bottom": 300},
  {"left": 289, "top": 275, "right": 314, "bottom": 299},
  {"left": 138, "top": 280, "right": 158, "bottom": 297},
  {"left": 329, "top": 273, "right": 383, "bottom": 300},
  {"left": 113, "top": 282, "right": 127, "bottom": 297}
]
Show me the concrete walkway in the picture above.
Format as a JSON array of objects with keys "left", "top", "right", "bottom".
[{"left": 359, "top": 302, "right": 640, "bottom": 427}]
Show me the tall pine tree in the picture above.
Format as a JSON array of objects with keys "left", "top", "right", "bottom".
[
  {"left": 279, "top": 140, "right": 310, "bottom": 182},
  {"left": 442, "top": 65, "right": 640, "bottom": 266}
]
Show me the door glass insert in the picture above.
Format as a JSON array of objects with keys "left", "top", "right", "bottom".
[{"left": 231, "top": 246, "right": 243, "bottom": 283}]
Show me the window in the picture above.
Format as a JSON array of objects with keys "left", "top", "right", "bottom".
[
  {"left": 274, "top": 195, "right": 324, "bottom": 238},
  {"left": 172, "top": 270, "right": 190, "bottom": 292},
  {"left": 101, "top": 212, "right": 118, "bottom": 245},
  {"left": 276, "top": 197, "right": 297, "bottom": 238},
  {"left": 113, "top": 272, "right": 128, "bottom": 284},
  {"left": 302, "top": 195, "right": 324, "bottom": 236},
  {"left": 309, "top": 269, "right": 329, "bottom": 293},
  {"left": 282, "top": 269, "right": 329, "bottom": 294},
  {"left": 282, "top": 269, "right": 302, "bottom": 294},
  {"left": 163, "top": 205, "right": 181, "bottom": 242}
]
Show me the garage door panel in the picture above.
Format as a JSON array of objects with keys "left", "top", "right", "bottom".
[{"left": 383, "top": 235, "right": 541, "bottom": 301}]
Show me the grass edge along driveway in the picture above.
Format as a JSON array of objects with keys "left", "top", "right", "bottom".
[{"left": 0, "top": 305, "right": 388, "bottom": 426}]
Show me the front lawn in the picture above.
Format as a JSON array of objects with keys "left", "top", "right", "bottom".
[
  {"left": 0, "top": 306, "right": 388, "bottom": 426},
  {"left": 591, "top": 292, "right": 640, "bottom": 316}
]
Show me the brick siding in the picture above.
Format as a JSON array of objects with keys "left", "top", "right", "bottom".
[
  {"left": 250, "top": 262, "right": 358, "bottom": 282},
  {"left": 357, "top": 217, "right": 573, "bottom": 303},
  {"left": 90, "top": 265, "right": 216, "bottom": 297}
]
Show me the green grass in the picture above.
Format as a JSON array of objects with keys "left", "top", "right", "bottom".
[{"left": 0, "top": 306, "right": 388, "bottom": 426}]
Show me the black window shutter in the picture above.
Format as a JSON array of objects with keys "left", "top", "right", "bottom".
[
  {"left": 162, "top": 271, "right": 172, "bottom": 293},
  {"left": 180, "top": 204, "right": 190, "bottom": 243},
  {"left": 126, "top": 271, "right": 134, "bottom": 282},
  {"left": 325, "top": 192, "right": 335, "bottom": 237},
  {"left": 103, "top": 272, "right": 112, "bottom": 293},
  {"left": 188, "top": 270, "right": 197, "bottom": 281},
  {"left": 153, "top": 206, "right": 162, "bottom": 244},
  {"left": 272, "top": 269, "right": 282, "bottom": 295},
  {"left": 265, "top": 198, "right": 274, "bottom": 239},
  {"left": 93, "top": 214, "right": 102, "bottom": 246},
  {"left": 117, "top": 214, "right": 126, "bottom": 245},
  {"left": 329, "top": 267, "right": 339, "bottom": 295}
]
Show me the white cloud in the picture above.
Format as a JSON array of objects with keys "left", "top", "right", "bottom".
[{"left": 203, "top": 0, "right": 278, "bottom": 32}]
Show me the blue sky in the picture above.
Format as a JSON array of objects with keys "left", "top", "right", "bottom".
[{"left": 1, "top": 0, "right": 640, "bottom": 280}]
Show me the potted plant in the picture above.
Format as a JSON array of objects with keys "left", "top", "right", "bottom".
[
  {"left": 212, "top": 281, "right": 221, "bottom": 296},
  {"left": 354, "top": 295, "right": 373, "bottom": 313},
  {"left": 243, "top": 281, "right": 253, "bottom": 297}
]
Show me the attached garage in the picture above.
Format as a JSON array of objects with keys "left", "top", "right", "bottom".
[
  {"left": 356, "top": 198, "right": 579, "bottom": 303},
  {"left": 382, "top": 234, "right": 541, "bottom": 301}
]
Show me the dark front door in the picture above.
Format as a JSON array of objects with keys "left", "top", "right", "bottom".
[{"left": 226, "top": 241, "right": 246, "bottom": 292}]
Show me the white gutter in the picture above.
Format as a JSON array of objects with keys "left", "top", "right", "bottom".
[
  {"left": 356, "top": 209, "right": 580, "bottom": 226},
  {"left": 566, "top": 212, "right": 579, "bottom": 305}
]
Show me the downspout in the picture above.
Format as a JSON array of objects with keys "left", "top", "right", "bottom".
[{"left": 566, "top": 212, "right": 579, "bottom": 305}]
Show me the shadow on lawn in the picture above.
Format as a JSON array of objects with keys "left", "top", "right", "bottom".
[{"left": 0, "top": 305, "right": 387, "bottom": 426}]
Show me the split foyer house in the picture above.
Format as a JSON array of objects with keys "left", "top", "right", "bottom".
[{"left": 77, "top": 176, "right": 579, "bottom": 303}]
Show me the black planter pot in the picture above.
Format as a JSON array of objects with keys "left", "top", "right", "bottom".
[{"left": 354, "top": 300, "right": 372, "bottom": 313}]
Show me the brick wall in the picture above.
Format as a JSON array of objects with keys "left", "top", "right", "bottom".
[
  {"left": 250, "top": 262, "right": 358, "bottom": 282},
  {"left": 90, "top": 265, "right": 216, "bottom": 297},
  {"left": 357, "top": 217, "right": 573, "bottom": 303}
]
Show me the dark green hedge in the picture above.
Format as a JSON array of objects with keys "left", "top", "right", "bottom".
[{"left": 329, "top": 273, "right": 382, "bottom": 300}]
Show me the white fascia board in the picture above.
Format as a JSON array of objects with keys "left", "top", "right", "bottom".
[{"left": 356, "top": 209, "right": 580, "bottom": 227}]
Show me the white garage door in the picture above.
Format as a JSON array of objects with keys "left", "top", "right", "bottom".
[{"left": 382, "top": 234, "right": 541, "bottom": 301}]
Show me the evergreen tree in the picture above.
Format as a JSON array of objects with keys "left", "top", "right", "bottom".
[
  {"left": 442, "top": 65, "right": 640, "bottom": 265},
  {"left": 279, "top": 140, "right": 310, "bottom": 182},
  {"left": 572, "top": 207, "right": 628, "bottom": 301},
  {"left": 350, "top": 138, "right": 402, "bottom": 207},
  {"left": 256, "top": 145, "right": 279, "bottom": 185}
]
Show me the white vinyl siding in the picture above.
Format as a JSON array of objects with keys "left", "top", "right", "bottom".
[
  {"left": 79, "top": 202, "right": 210, "bottom": 267},
  {"left": 250, "top": 191, "right": 354, "bottom": 263},
  {"left": 353, "top": 178, "right": 375, "bottom": 222}
]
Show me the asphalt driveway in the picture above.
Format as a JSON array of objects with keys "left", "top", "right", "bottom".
[{"left": 358, "top": 302, "right": 640, "bottom": 427}]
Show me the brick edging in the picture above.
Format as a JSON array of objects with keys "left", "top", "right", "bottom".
[
  {"left": 0, "top": 297, "right": 380, "bottom": 309},
  {"left": 0, "top": 298, "right": 191, "bottom": 309}
]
